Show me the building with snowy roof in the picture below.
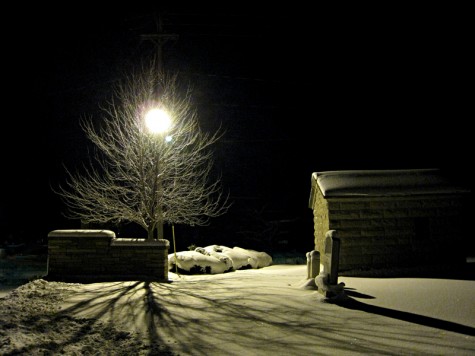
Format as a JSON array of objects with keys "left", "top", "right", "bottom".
[{"left": 308, "top": 169, "right": 470, "bottom": 272}]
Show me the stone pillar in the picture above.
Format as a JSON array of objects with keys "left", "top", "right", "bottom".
[
  {"left": 316, "top": 230, "right": 345, "bottom": 298},
  {"left": 324, "top": 230, "right": 340, "bottom": 285},
  {"left": 306, "top": 250, "right": 321, "bottom": 279}
]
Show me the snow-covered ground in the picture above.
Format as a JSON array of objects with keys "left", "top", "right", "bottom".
[{"left": 1, "top": 264, "right": 474, "bottom": 355}]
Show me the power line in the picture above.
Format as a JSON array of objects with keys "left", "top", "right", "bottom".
[{"left": 140, "top": 14, "right": 179, "bottom": 72}]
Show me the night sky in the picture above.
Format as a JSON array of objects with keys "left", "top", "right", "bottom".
[{"left": 3, "top": 6, "right": 472, "bottom": 252}]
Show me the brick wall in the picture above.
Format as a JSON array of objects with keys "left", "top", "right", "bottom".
[
  {"left": 312, "top": 187, "right": 330, "bottom": 269},
  {"left": 311, "top": 187, "right": 468, "bottom": 271},
  {"left": 47, "top": 230, "right": 169, "bottom": 282}
]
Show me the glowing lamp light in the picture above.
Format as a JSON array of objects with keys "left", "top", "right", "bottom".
[{"left": 145, "top": 108, "right": 171, "bottom": 134}]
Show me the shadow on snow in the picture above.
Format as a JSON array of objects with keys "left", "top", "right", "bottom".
[
  {"left": 57, "top": 272, "right": 475, "bottom": 355},
  {"left": 332, "top": 290, "right": 475, "bottom": 337}
]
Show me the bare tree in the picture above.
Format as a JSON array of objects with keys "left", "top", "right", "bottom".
[{"left": 56, "top": 62, "right": 230, "bottom": 240}]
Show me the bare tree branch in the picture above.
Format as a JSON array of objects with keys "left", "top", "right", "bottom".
[{"left": 55, "top": 63, "right": 231, "bottom": 240}]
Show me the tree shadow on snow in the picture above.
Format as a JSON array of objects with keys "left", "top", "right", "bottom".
[
  {"left": 59, "top": 276, "right": 372, "bottom": 355},
  {"left": 58, "top": 272, "right": 475, "bottom": 355},
  {"left": 58, "top": 281, "right": 175, "bottom": 354}
]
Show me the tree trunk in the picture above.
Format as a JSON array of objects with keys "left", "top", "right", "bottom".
[
  {"left": 156, "top": 220, "right": 164, "bottom": 240},
  {"left": 147, "top": 225, "right": 155, "bottom": 241}
]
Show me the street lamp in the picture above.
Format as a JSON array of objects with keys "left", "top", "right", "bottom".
[{"left": 145, "top": 108, "right": 171, "bottom": 134}]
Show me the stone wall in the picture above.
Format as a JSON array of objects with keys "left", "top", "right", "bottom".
[
  {"left": 47, "top": 230, "right": 169, "bottom": 282},
  {"left": 312, "top": 187, "right": 468, "bottom": 271}
]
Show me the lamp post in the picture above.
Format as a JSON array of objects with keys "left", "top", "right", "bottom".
[{"left": 144, "top": 108, "right": 171, "bottom": 240}]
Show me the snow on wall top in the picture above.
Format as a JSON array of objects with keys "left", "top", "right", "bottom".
[
  {"left": 311, "top": 169, "right": 470, "bottom": 198},
  {"left": 48, "top": 229, "right": 116, "bottom": 238}
]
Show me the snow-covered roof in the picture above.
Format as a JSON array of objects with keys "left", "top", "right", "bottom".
[{"left": 311, "top": 169, "right": 470, "bottom": 198}]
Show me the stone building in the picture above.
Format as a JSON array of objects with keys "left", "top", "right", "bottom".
[{"left": 308, "top": 169, "right": 470, "bottom": 272}]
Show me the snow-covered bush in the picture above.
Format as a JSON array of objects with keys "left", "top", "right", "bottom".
[
  {"left": 194, "top": 247, "right": 233, "bottom": 271},
  {"left": 168, "top": 250, "right": 231, "bottom": 274},
  {"left": 203, "top": 245, "right": 255, "bottom": 270},
  {"left": 168, "top": 246, "right": 272, "bottom": 274},
  {"left": 232, "top": 247, "right": 272, "bottom": 268}
]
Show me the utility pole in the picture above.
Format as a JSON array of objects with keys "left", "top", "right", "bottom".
[
  {"left": 140, "top": 13, "right": 178, "bottom": 240},
  {"left": 140, "top": 13, "right": 179, "bottom": 73}
]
